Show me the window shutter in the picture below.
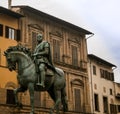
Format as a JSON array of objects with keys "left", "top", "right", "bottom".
[
  {"left": 111, "top": 73, "right": 114, "bottom": 81},
  {"left": 16, "top": 29, "right": 21, "bottom": 41},
  {"left": 53, "top": 39, "right": 60, "bottom": 62},
  {"left": 0, "top": 24, "right": 3, "bottom": 36},
  {"left": 103, "top": 97, "right": 108, "bottom": 113},
  {"left": 5, "top": 26, "right": 9, "bottom": 38},
  {"left": 74, "top": 89, "right": 81, "bottom": 112},
  {"left": 56, "top": 40, "right": 60, "bottom": 61},
  {"left": 72, "top": 46, "right": 78, "bottom": 66},
  {"left": 0, "top": 49, "right": 1, "bottom": 65},
  {"left": 93, "top": 65, "right": 96, "bottom": 75},
  {"left": 32, "top": 32, "right": 37, "bottom": 51}
]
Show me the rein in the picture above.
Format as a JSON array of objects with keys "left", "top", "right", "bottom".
[
  {"left": 17, "top": 60, "right": 34, "bottom": 74},
  {"left": 11, "top": 52, "right": 33, "bottom": 74},
  {"left": 21, "top": 61, "right": 33, "bottom": 70},
  {"left": 14, "top": 61, "right": 33, "bottom": 75}
]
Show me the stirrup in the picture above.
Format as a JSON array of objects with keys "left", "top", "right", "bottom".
[{"left": 36, "top": 83, "right": 45, "bottom": 87}]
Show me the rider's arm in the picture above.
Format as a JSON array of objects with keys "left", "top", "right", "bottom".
[
  {"left": 36, "top": 47, "right": 49, "bottom": 56},
  {"left": 33, "top": 42, "right": 49, "bottom": 56}
]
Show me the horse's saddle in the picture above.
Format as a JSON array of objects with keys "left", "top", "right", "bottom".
[{"left": 45, "top": 68, "right": 54, "bottom": 76}]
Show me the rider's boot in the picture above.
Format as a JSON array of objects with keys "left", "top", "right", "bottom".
[{"left": 36, "top": 70, "right": 45, "bottom": 87}]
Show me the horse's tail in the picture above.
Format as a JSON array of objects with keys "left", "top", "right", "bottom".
[{"left": 61, "top": 84, "right": 68, "bottom": 112}]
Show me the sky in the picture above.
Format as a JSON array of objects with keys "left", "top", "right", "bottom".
[{"left": 1, "top": 0, "right": 120, "bottom": 82}]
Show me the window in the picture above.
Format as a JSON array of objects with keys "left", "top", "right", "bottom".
[
  {"left": 53, "top": 39, "right": 60, "bottom": 62},
  {"left": 5, "top": 26, "right": 16, "bottom": 40},
  {"left": 0, "top": 49, "right": 1, "bottom": 65},
  {"left": 93, "top": 65, "right": 96, "bottom": 75},
  {"left": 94, "top": 84, "right": 97, "bottom": 90},
  {"left": 0, "top": 24, "right": 3, "bottom": 36},
  {"left": 118, "top": 105, "right": 120, "bottom": 112},
  {"left": 103, "top": 87, "right": 106, "bottom": 93},
  {"left": 100, "top": 69, "right": 104, "bottom": 78},
  {"left": 32, "top": 32, "right": 38, "bottom": 51},
  {"left": 103, "top": 96, "right": 108, "bottom": 113},
  {"left": 94, "top": 94, "right": 99, "bottom": 111},
  {"left": 72, "top": 45, "right": 78, "bottom": 66},
  {"left": 34, "top": 91, "right": 41, "bottom": 107},
  {"left": 74, "top": 88, "right": 81, "bottom": 112},
  {"left": 100, "top": 69, "right": 114, "bottom": 81},
  {"left": 6, "top": 89, "right": 15, "bottom": 104},
  {"left": 110, "top": 89, "right": 113, "bottom": 95},
  {"left": 110, "top": 73, "right": 114, "bottom": 81},
  {"left": 110, "top": 104, "right": 117, "bottom": 114}
]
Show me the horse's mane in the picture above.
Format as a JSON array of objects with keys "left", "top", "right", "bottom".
[{"left": 6, "top": 44, "right": 32, "bottom": 57}]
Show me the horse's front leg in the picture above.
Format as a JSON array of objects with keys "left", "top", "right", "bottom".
[
  {"left": 28, "top": 83, "right": 34, "bottom": 114},
  {"left": 14, "top": 87, "right": 26, "bottom": 108}
]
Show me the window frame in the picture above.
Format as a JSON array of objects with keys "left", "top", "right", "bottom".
[
  {"left": 5, "top": 26, "right": 16, "bottom": 40},
  {"left": 71, "top": 79, "right": 84, "bottom": 113},
  {"left": 49, "top": 33, "right": 63, "bottom": 63}
]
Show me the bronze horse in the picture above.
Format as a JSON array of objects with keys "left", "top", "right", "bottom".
[{"left": 4, "top": 45, "right": 68, "bottom": 114}]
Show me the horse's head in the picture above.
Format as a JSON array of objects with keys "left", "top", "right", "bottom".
[
  {"left": 4, "top": 45, "right": 31, "bottom": 72},
  {"left": 4, "top": 48, "right": 17, "bottom": 71}
]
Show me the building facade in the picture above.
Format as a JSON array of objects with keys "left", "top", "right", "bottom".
[
  {"left": 88, "top": 54, "right": 120, "bottom": 114},
  {"left": 0, "top": 6, "right": 23, "bottom": 113},
  {"left": 1, "top": 5, "right": 120, "bottom": 114},
  {"left": 10, "top": 6, "right": 93, "bottom": 113}
]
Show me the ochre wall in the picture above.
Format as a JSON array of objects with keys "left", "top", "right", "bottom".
[{"left": 0, "top": 14, "right": 18, "bottom": 89}]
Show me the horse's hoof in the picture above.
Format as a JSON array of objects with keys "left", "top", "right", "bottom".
[
  {"left": 16, "top": 102, "right": 23, "bottom": 108},
  {"left": 50, "top": 109, "right": 53, "bottom": 114},
  {"left": 30, "top": 111, "right": 34, "bottom": 114}
]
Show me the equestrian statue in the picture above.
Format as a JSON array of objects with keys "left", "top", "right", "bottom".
[{"left": 4, "top": 34, "right": 68, "bottom": 114}]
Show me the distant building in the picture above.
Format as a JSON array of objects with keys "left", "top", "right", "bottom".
[
  {"left": 114, "top": 82, "right": 120, "bottom": 114},
  {"left": 0, "top": 6, "right": 23, "bottom": 112},
  {"left": 11, "top": 5, "right": 93, "bottom": 113},
  {"left": 88, "top": 54, "right": 120, "bottom": 114}
]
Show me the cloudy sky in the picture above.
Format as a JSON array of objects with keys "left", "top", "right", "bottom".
[{"left": 1, "top": 0, "right": 120, "bottom": 82}]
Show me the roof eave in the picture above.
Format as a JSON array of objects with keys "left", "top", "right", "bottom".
[
  {"left": 88, "top": 54, "right": 116, "bottom": 67},
  {"left": 12, "top": 5, "right": 93, "bottom": 34},
  {"left": 0, "top": 6, "right": 24, "bottom": 18}
]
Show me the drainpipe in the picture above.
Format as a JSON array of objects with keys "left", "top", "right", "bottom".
[
  {"left": 112, "top": 66, "right": 117, "bottom": 105},
  {"left": 86, "top": 33, "right": 94, "bottom": 114},
  {"left": 89, "top": 60, "right": 95, "bottom": 114},
  {"left": 86, "top": 33, "right": 94, "bottom": 40},
  {"left": 8, "top": 0, "right": 12, "bottom": 9}
]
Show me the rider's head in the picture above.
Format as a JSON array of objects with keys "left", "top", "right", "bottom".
[{"left": 37, "top": 34, "right": 43, "bottom": 43}]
